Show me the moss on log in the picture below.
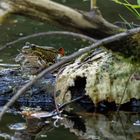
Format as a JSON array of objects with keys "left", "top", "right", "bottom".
[
  {"left": 56, "top": 50, "right": 140, "bottom": 106},
  {"left": 106, "top": 32, "right": 140, "bottom": 62}
]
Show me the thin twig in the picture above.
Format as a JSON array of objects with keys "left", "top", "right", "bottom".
[
  {"left": 117, "top": 112, "right": 128, "bottom": 140},
  {"left": 0, "top": 27, "right": 140, "bottom": 120},
  {"left": 53, "top": 85, "right": 60, "bottom": 114},
  {"left": 117, "top": 71, "right": 135, "bottom": 112},
  {"left": 58, "top": 95, "right": 85, "bottom": 110},
  {"left": 35, "top": 95, "right": 85, "bottom": 119},
  {"left": 0, "top": 31, "right": 96, "bottom": 51},
  {"left": 0, "top": 63, "right": 20, "bottom": 67}
]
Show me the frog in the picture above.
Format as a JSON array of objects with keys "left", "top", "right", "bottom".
[{"left": 15, "top": 42, "right": 65, "bottom": 74}]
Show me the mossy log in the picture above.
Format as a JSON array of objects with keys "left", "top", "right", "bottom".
[{"left": 56, "top": 49, "right": 140, "bottom": 107}]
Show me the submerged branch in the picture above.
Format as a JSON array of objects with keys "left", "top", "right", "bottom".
[{"left": 0, "top": 27, "right": 140, "bottom": 120}]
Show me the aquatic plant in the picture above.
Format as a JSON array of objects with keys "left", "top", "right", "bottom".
[{"left": 112, "top": 0, "right": 140, "bottom": 19}]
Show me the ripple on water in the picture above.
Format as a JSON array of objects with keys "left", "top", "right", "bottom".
[
  {"left": 0, "top": 132, "right": 11, "bottom": 140},
  {"left": 133, "top": 120, "right": 140, "bottom": 126},
  {"left": 8, "top": 123, "right": 27, "bottom": 131}
]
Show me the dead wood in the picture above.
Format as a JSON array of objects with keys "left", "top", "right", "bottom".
[{"left": 0, "top": 0, "right": 122, "bottom": 38}]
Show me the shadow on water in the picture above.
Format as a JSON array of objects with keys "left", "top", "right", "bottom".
[{"left": 0, "top": 0, "right": 139, "bottom": 140}]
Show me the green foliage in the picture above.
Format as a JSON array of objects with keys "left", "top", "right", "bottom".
[
  {"left": 137, "top": 0, "right": 140, "bottom": 5},
  {"left": 112, "top": 0, "right": 140, "bottom": 19}
]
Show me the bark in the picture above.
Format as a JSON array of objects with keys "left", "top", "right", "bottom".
[
  {"left": 56, "top": 49, "right": 140, "bottom": 107},
  {"left": 0, "top": 0, "right": 12, "bottom": 22},
  {"left": 1, "top": 0, "right": 122, "bottom": 38}
]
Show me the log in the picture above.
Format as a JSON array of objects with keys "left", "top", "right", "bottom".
[
  {"left": 56, "top": 48, "right": 140, "bottom": 108},
  {"left": 0, "top": 0, "right": 12, "bottom": 22},
  {"left": 105, "top": 31, "right": 140, "bottom": 62},
  {"left": 0, "top": 0, "right": 122, "bottom": 38}
]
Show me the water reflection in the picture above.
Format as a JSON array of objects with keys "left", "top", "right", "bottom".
[
  {"left": 1, "top": 111, "right": 139, "bottom": 140},
  {"left": 0, "top": 112, "right": 77, "bottom": 140},
  {"left": 9, "top": 123, "right": 27, "bottom": 131},
  {"left": 61, "top": 111, "right": 140, "bottom": 140}
]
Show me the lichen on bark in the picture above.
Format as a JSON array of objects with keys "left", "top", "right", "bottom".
[{"left": 56, "top": 49, "right": 140, "bottom": 105}]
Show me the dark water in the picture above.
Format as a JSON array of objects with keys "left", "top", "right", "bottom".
[{"left": 0, "top": 0, "right": 139, "bottom": 140}]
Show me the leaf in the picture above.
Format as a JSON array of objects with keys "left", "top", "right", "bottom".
[{"left": 137, "top": 0, "right": 140, "bottom": 5}]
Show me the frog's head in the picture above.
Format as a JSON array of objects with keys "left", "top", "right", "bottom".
[{"left": 22, "top": 42, "right": 36, "bottom": 54}]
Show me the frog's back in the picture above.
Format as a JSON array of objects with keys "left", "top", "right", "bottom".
[{"left": 33, "top": 46, "right": 58, "bottom": 63}]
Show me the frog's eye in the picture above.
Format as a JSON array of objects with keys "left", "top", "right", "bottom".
[{"left": 30, "top": 44, "right": 36, "bottom": 50}]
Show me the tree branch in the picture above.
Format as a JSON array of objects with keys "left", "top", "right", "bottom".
[
  {"left": 0, "top": 31, "right": 97, "bottom": 51},
  {"left": 1, "top": 0, "right": 122, "bottom": 38}
]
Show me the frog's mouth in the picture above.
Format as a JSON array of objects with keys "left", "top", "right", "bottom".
[{"left": 22, "top": 63, "right": 38, "bottom": 68}]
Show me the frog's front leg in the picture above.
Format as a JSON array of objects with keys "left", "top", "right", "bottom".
[
  {"left": 37, "top": 57, "right": 46, "bottom": 67},
  {"left": 22, "top": 58, "right": 28, "bottom": 66},
  {"left": 20, "top": 58, "right": 29, "bottom": 72}
]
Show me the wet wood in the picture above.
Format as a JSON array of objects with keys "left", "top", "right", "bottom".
[{"left": 0, "top": 0, "right": 122, "bottom": 38}]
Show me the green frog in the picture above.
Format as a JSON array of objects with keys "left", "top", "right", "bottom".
[{"left": 15, "top": 42, "right": 64, "bottom": 74}]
